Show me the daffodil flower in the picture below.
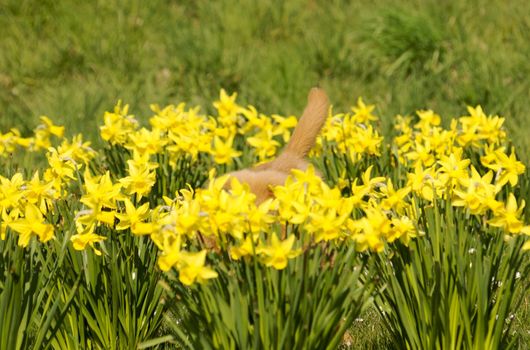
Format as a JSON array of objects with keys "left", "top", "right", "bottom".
[
  {"left": 115, "top": 198, "right": 151, "bottom": 235},
  {"left": 489, "top": 193, "right": 527, "bottom": 234},
  {"left": 71, "top": 230, "right": 107, "bottom": 256},
  {"left": 257, "top": 234, "right": 301, "bottom": 270},
  {"left": 210, "top": 135, "right": 241, "bottom": 164},
  {"left": 8, "top": 203, "right": 54, "bottom": 247}
]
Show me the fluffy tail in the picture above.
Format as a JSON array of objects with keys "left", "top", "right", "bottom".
[{"left": 284, "top": 87, "right": 329, "bottom": 158}]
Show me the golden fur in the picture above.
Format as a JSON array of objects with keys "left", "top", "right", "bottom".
[{"left": 225, "top": 87, "right": 329, "bottom": 203}]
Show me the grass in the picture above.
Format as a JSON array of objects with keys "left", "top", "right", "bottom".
[
  {"left": 1, "top": 0, "right": 529, "bottom": 160},
  {"left": 1, "top": 0, "right": 529, "bottom": 348}
]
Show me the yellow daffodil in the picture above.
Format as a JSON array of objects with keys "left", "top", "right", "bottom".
[
  {"left": 458, "top": 106, "right": 506, "bottom": 147},
  {"left": 82, "top": 170, "right": 123, "bottom": 209},
  {"left": 348, "top": 217, "right": 385, "bottom": 253},
  {"left": 484, "top": 147, "right": 525, "bottom": 187},
  {"left": 125, "top": 127, "right": 168, "bottom": 155},
  {"left": 247, "top": 129, "right": 280, "bottom": 162},
  {"left": 388, "top": 216, "right": 418, "bottom": 246},
  {"left": 210, "top": 135, "right": 241, "bottom": 164},
  {"left": 100, "top": 101, "right": 138, "bottom": 145},
  {"left": 452, "top": 166, "right": 501, "bottom": 214},
  {"left": 351, "top": 97, "right": 378, "bottom": 123},
  {"left": 31, "top": 116, "right": 65, "bottom": 151},
  {"left": 0, "top": 173, "right": 25, "bottom": 210},
  {"left": 71, "top": 226, "right": 107, "bottom": 256},
  {"left": 230, "top": 235, "right": 257, "bottom": 260},
  {"left": 406, "top": 164, "right": 440, "bottom": 201},
  {"left": 489, "top": 193, "right": 527, "bottom": 234},
  {"left": 39, "top": 116, "right": 65, "bottom": 137},
  {"left": 361, "top": 166, "right": 386, "bottom": 191},
  {"left": 44, "top": 147, "right": 77, "bottom": 188},
  {"left": 57, "top": 134, "right": 97, "bottom": 165},
  {"left": 157, "top": 234, "right": 183, "bottom": 272},
  {"left": 25, "top": 171, "right": 57, "bottom": 214},
  {"left": 271, "top": 114, "right": 297, "bottom": 142},
  {"left": 379, "top": 179, "right": 411, "bottom": 213},
  {"left": 76, "top": 207, "right": 116, "bottom": 227},
  {"left": 257, "top": 234, "right": 301, "bottom": 270},
  {"left": 0, "top": 129, "right": 24, "bottom": 155},
  {"left": 119, "top": 160, "right": 157, "bottom": 199},
  {"left": 415, "top": 110, "right": 441, "bottom": 131},
  {"left": 213, "top": 89, "right": 241, "bottom": 122},
  {"left": 8, "top": 203, "right": 54, "bottom": 247},
  {"left": 177, "top": 250, "right": 219, "bottom": 285},
  {"left": 115, "top": 198, "right": 152, "bottom": 235},
  {"left": 405, "top": 140, "right": 436, "bottom": 168},
  {"left": 437, "top": 148, "right": 471, "bottom": 186}
]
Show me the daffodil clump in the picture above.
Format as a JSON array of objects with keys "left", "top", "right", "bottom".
[
  {"left": 0, "top": 114, "right": 96, "bottom": 248},
  {"left": 392, "top": 107, "right": 529, "bottom": 247},
  {"left": 1, "top": 90, "right": 529, "bottom": 349},
  {"left": 66, "top": 162, "right": 418, "bottom": 286},
  {"left": 97, "top": 92, "right": 298, "bottom": 167},
  {"left": 64, "top": 93, "right": 418, "bottom": 286},
  {"left": 148, "top": 163, "right": 420, "bottom": 285},
  {"left": 1, "top": 90, "right": 529, "bottom": 285},
  {"left": 314, "top": 97, "right": 384, "bottom": 161}
]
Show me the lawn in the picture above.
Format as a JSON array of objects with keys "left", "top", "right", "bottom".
[
  {"left": 1, "top": 0, "right": 529, "bottom": 348},
  {"left": 1, "top": 0, "right": 529, "bottom": 160}
]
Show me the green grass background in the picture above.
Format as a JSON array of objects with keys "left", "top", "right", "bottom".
[
  {"left": 1, "top": 0, "right": 529, "bottom": 161},
  {"left": 1, "top": 0, "right": 529, "bottom": 348}
]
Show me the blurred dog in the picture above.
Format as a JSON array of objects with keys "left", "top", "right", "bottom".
[{"left": 224, "top": 87, "right": 329, "bottom": 203}]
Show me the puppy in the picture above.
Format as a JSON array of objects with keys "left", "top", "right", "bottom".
[{"left": 225, "top": 87, "right": 329, "bottom": 204}]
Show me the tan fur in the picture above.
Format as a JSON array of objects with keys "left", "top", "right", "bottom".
[{"left": 224, "top": 87, "right": 329, "bottom": 204}]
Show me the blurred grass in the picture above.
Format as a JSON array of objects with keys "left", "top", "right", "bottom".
[
  {"left": 1, "top": 0, "right": 529, "bottom": 160},
  {"left": 1, "top": 0, "right": 529, "bottom": 348}
]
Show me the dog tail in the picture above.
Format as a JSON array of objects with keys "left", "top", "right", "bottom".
[{"left": 284, "top": 87, "right": 329, "bottom": 158}]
